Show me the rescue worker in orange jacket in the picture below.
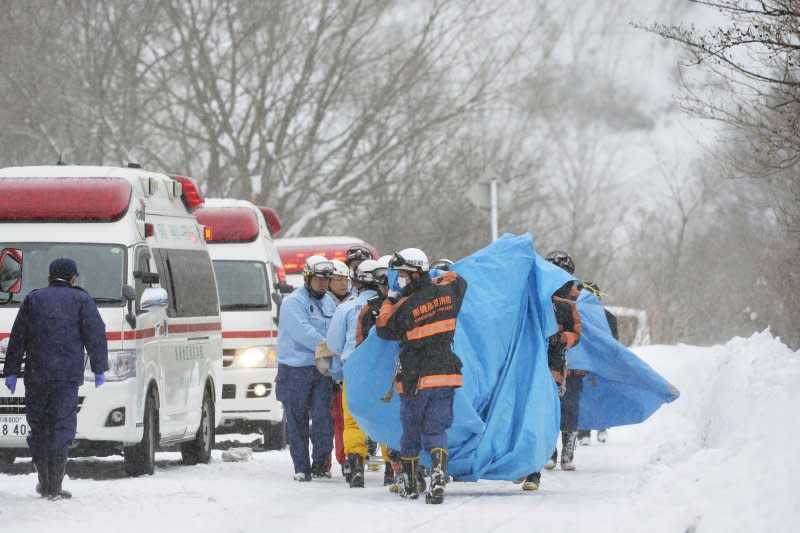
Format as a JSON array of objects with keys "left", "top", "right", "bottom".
[
  {"left": 520, "top": 250, "right": 583, "bottom": 491},
  {"left": 376, "top": 248, "right": 467, "bottom": 505}
]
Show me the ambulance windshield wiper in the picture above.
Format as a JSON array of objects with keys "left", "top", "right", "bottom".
[{"left": 221, "top": 302, "right": 268, "bottom": 310}]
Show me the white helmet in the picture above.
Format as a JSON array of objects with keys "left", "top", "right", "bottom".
[
  {"left": 390, "top": 248, "right": 429, "bottom": 273},
  {"left": 373, "top": 255, "right": 392, "bottom": 285},
  {"left": 303, "top": 255, "right": 334, "bottom": 278},
  {"left": 331, "top": 259, "right": 350, "bottom": 277},
  {"left": 354, "top": 259, "right": 380, "bottom": 283}
]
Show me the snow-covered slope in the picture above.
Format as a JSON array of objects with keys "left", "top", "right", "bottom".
[{"left": 1, "top": 331, "right": 797, "bottom": 533}]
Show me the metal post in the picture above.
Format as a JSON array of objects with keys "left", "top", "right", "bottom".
[{"left": 490, "top": 177, "right": 498, "bottom": 241}]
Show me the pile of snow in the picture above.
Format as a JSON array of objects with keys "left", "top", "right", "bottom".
[{"left": 1, "top": 331, "right": 797, "bottom": 532}]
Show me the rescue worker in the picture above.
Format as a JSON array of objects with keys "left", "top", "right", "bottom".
[
  {"left": 519, "top": 250, "right": 583, "bottom": 491},
  {"left": 344, "top": 245, "right": 375, "bottom": 277},
  {"left": 360, "top": 255, "right": 405, "bottom": 491},
  {"left": 3, "top": 258, "right": 108, "bottom": 500},
  {"left": 323, "top": 259, "right": 382, "bottom": 488},
  {"left": 376, "top": 248, "right": 467, "bottom": 504},
  {"left": 327, "top": 258, "right": 353, "bottom": 477},
  {"left": 275, "top": 255, "right": 337, "bottom": 481},
  {"left": 329, "top": 259, "right": 354, "bottom": 305}
]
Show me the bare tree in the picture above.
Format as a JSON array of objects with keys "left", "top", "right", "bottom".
[{"left": 643, "top": 0, "right": 800, "bottom": 239}]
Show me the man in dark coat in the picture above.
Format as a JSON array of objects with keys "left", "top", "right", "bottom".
[{"left": 3, "top": 258, "right": 108, "bottom": 500}]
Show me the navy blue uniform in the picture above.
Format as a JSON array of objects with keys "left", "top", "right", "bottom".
[{"left": 3, "top": 280, "right": 108, "bottom": 460}]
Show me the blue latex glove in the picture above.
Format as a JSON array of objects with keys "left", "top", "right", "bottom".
[
  {"left": 94, "top": 373, "right": 106, "bottom": 388},
  {"left": 5, "top": 375, "right": 17, "bottom": 395}
]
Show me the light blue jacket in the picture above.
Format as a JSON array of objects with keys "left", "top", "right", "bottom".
[
  {"left": 326, "top": 289, "right": 377, "bottom": 381},
  {"left": 276, "top": 287, "right": 337, "bottom": 367}
]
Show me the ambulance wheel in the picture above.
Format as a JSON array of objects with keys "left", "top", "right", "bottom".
[
  {"left": 262, "top": 418, "right": 287, "bottom": 451},
  {"left": 181, "top": 386, "right": 214, "bottom": 465},
  {"left": 0, "top": 451, "right": 15, "bottom": 473},
  {"left": 124, "top": 391, "right": 157, "bottom": 476}
]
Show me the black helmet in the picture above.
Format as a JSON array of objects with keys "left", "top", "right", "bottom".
[
  {"left": 345, "top": 245, "right": 375, "bottom": 266},
  {"left": 545, "top": 250, "right": 575, "bottom": 274}
]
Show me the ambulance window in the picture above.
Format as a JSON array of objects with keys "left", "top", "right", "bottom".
[
  {"left": 133, "top": 247, "right": 152, "bottom": 312},
  {"left": 213, "top": 260, "right": 271, "bottom": 311},
  {"left": 152, "top": 248, "right": 178, "bottom": 317},
  {"left": 159, "top": 249, "right": 219, "bottom": 318}
]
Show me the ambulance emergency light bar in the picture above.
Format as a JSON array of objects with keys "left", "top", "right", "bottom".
[
  {"left": 277, "top": 243, "right": 378, "bottom": 274},
  {"left": 194, "top": 207, "right": 260, "bottom": 243},
  {"left": 0, "top": 177, "right": 132, "bottom": 221},
  {"left": 258, "top": 206, "right": 282, "bottom": 236},
  {"left": 168, "top": 174, "right": 204, "bottom": 211}
]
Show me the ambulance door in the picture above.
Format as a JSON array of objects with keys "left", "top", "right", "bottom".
[
  {"left": 132, "top": 245, "right": 166, "bottom": 434},
  {"left": 150, "top": 247, "right": 183, "bottom": 438}
]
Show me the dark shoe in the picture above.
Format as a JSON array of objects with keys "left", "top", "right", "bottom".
[
  {"left": 348, "top": 454, "right": 364, "bottom": 488},
  {"left": 34, "top": 458, "right": 49, "bottom": 498},
  {"left": 425, "top": 448, "right": 448, "bottom": 504},
  {"left": 399, "top": 456, "right": 419, "bottom": 499},
  {"left": 383, "top": 461, "right": 394, "bottom": 486},
  {"left": 342, "top": 460, "right": 352, "bottom": 483},
  {"left": 47, "top": 457, "right": 72, "bottom": 500},
  {"left": 311, "top": 460, "right": 331, "bottom": 479},
  {"left": 522, "top": 471, "right": 540, "bottom": 491},
  {"left": 544, "top": 448, "right": 557, "bottom": 470}
]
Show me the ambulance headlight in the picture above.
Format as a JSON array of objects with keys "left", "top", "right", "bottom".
[
  {"left": 235, "top": 346, "right": 277, "bottom": 368},
  {"left": 236, "top": 347, "right": 268, "bottom": 368},
  {"left": 86, "top": 350, "right": 136, "bottom": 381}
]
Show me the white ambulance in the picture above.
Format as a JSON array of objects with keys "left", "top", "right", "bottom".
[
  {"left": 0, "top": 165, "right": 222, "bottom": 476},
  {"left": 194, "top": 199, "right": 287, "bottom": 449}
]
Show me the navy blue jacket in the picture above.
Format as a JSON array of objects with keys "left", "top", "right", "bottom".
[{"left": 3, "top": 281, "right": 109, "bottom": 386}]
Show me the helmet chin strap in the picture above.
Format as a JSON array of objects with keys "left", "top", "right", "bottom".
[{"left": 305, "top": 278, "right": 327, "bottom": 299}]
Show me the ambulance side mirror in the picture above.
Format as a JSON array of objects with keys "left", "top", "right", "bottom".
[
  {"left": 123, "top": 284, "right": 137, "bottom": 329},
  {"left": 0, "top": 248, "right": 23, "bottom": 294},
  {"left": 140, "top": 287, "right": 169, "bottom": 311}
]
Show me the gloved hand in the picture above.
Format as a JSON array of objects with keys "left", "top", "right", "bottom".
[
  {"left": 94, "top": 373, "right": 106, "bottom": 388},
  {"left": 387, "top": 290, "right": 401, "bottom": 303},
  {"left": 5, "top": 375, "right": 17, "bottom": 395}
]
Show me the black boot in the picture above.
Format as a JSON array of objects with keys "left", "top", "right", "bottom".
[
  {"left": 47, "top": 457, "right": 71, "bottom": 500},
  {"left": 545, "top": 448, "right": 557, "bottom": 470},
  {"left": 383, "top": 461, "right": 394, "bottom": 486},
  {"left": 348, "top": 454, "right": 364, "bottom": 488},
  {"left": 560, "top": 431, "right": 577, "bottom": 471},
  {"left": 398, "top": 456, "right": 419, "bottom": 499},
  {"left": 34, "top": 458, "right": 49, "bottom": 498},
  {"left": 522, "top": 471, "right": 541, "bottom": 491},
  {"left": 311, "top": 459, "right": 331, "bottom": 479},
  {"left": 425, "top": 448, "right": 448, "bottom": 504}
]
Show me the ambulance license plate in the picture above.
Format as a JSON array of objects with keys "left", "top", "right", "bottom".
[{"left": 0, "top": 415, "right": 30, "bottom": 438}]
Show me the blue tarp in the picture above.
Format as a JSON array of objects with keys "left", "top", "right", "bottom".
[
  {"left": 567, "top": 291, "right": 680, "bottom": 429},
  {"left": 344, "top": 233, "right": 679, "bottom": 482}
]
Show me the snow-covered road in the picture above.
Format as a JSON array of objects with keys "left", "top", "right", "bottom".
[{"left": 2, "top": 331, "right": 798, "bottom": 533}]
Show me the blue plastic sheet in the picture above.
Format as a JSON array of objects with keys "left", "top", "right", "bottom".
[
  {"left": 344, "top": 233, "right": 679, "bottom": 482},
  {"left": 567, "top": 291, "right": 680, "bottom": 428}
]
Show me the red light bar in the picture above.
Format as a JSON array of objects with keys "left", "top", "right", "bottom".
[
  {"left": 168, "top": 174, "right": 204, "bottom": 211},
  {"left": 258, "top": 206, "right": 282, "bottom": 236},
  {"left": 194, "top": 207, "right": 259, "bottom": 243},
  {"left": 276, "top": 264, "right": 287, "bottom": 283},
  {"left": 277, "top": 243, "right": 378, "bottom": 274},
  {"left": 0, "top": 178, "right": 132, "bottom": 221}
]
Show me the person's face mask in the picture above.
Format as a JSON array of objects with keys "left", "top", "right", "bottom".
[{"left": 397, "top": 275, "right": 408, "bottom": 289}]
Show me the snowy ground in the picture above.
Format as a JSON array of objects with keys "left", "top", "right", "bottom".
[{"left": 2, "top": 331, "right": 798, "bottom": 533}]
